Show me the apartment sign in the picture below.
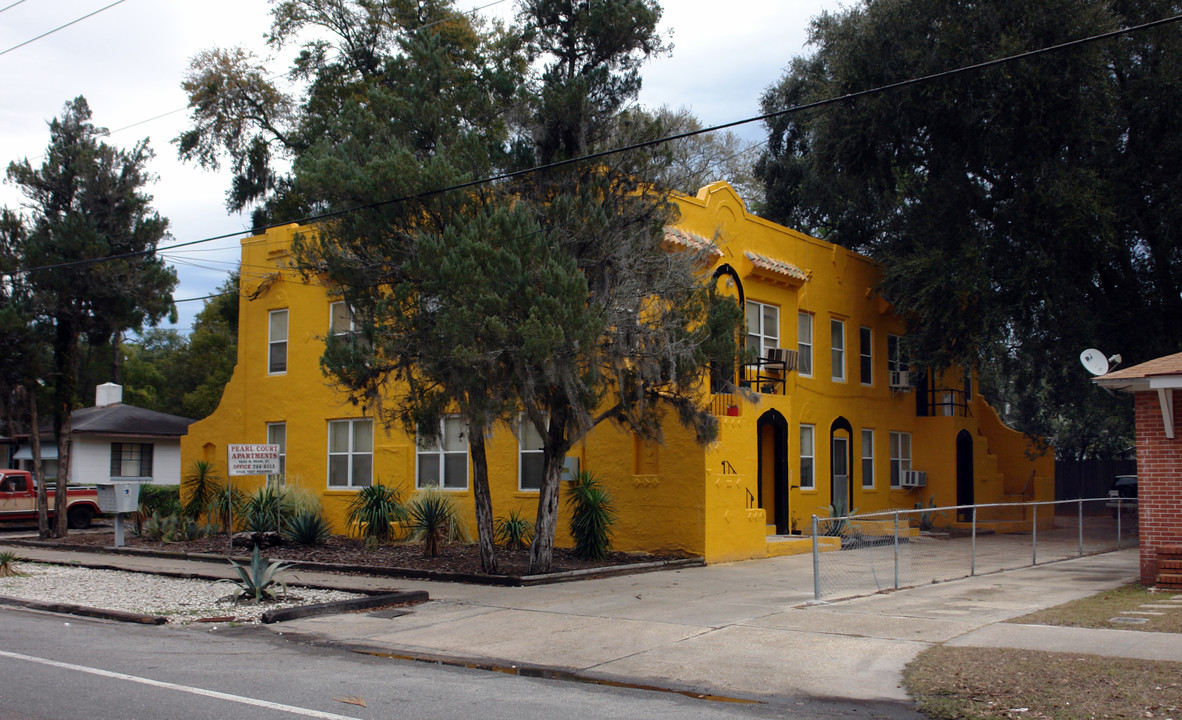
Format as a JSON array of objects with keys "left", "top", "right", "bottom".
[{"left": 227, "top": 444, "right": 281, "bottom": 476}]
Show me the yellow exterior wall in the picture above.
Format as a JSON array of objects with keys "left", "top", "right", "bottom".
[{"left": 181, "top": 183, "right": 1053, "bottom": 563}]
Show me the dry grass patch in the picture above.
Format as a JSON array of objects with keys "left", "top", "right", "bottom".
[
  {"left": 1010, "top": 583, "right": 1182, "bottom": 634},
  {"left": 905, "top": 645, "right": 1181, "bottom": 720}
]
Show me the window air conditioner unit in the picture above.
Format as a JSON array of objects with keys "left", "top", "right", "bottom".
[
  {"left": 889, "top": 370, "right": 911, "bottom": 391},
  {"left": 901, "top": 470, "right": 927, "bottom": 488}
]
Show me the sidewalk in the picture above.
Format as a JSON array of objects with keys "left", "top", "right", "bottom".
[{"left": 1, "top": 540, "right": 1155, "bottom": 703}]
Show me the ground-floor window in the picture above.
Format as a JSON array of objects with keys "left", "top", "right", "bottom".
[
  {"left": 519, "top": 416, "right": 545, "bottom": 491},
  {"left": 417, "top": 415, "right": 469, "bottom": 490},
  {"left": 889, "top": 431, "right": 911, "bottom": 488},
  {"left": 328, "top": 418, "right": 373, "bottom": 488},
  {"left": 110, "top": 443, "right": 153, "bottom": 480},
  {"left": 861, "top": 429, "right": 874, "bottom": 488},
  {"left": 799, "top": 424, "right": 815, "bottom": 489}
]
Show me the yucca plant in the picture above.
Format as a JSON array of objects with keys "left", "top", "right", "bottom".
[
  {"left": 494, "top": 509, "right": 535, "bottom": 550},
  {"left": 345, "top": 484, "right": 407, "bottom": 545},
  {"left": 565, "top": 470, "right": 616, "bottom": 561},
  {"left": 282, "top": 509, "right": 333, "bottom": 546},
  {"left": 181, "top": 460, "right": 223, "bottom": 520},
  {"left": 209, "top": 484, "right": 246, "bottom": 535},
  {"left": 0, "top": 550, "right": 24, "bottom": 577},
  {"left": 242, "top": 485, "right": 283, "bottom": 534},
  {"left": 220, "top": 545, "right": 290, "bottom": 602},
  {"left": 407, "top": 487, "right": 467, "bottom": 558}
]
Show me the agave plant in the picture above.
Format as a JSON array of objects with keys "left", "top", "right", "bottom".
[
  {"left": 0, "top": 550, "right": 24, "bottom": 577},
  {"left": 494, "top": 509, "right": 535, "bottom": 550},
  {"left": 282, "top": 509, "right": 333, "bottom": 546},
  {"left": 565, "top": 470, "right": 616, "bottom": 561},
  {"left": 407, "top": 487, "right": 467, "bottom": 558},
  {"left": 221, "top": 545, "right": 290, "bottom": 602},
  {"left": 345, "top": 484, "right": 407, "bottom": 544}
]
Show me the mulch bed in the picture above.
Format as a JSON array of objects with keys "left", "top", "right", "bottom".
[{"left": 43, "top": 529, "right": 685, "bottom": 578}]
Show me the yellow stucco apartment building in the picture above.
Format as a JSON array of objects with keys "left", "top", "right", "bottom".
[{"left": 182, "top": 182, "right": 1053, "bottom": 563}]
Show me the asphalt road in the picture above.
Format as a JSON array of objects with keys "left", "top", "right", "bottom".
[{"left": 0, "top": 606, "right": 922, "bottom": 720}]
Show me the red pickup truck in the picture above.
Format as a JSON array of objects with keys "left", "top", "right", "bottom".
[{"left": 0, "top": 469, "right": 101, "bottom": 529}]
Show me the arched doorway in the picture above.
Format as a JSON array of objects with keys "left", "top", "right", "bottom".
[
  {"left": 830, "top": 417, "right": 853, "bottom": 510},
  {"left": 757, "top": 410, "right": 790, "bottom": 533},
  {"left": 956, "top": 430, "right": 974, "bottom": 521}
]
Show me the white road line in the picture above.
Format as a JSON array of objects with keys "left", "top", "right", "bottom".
[{"left": 0, "top": 649, "right": 363, "bottom": 720}]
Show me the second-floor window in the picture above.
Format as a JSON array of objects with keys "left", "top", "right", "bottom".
[
  {"left": 745, "top": 301, "right": 779, "bottom": 358},
  {"left": 831, "top": 318, "right": 846, "bottom": 382},
  {"left": 269, "top": 309, "right": 288, "bottom": 374},
  {"left": 110, "top": 443, "right": 153, "bottom": 479},
  {"left": 417, "top": 415, "right": 469, "bottom": 490},
  {"left": 798, "top": 312, "right": 813, "bottom": 376},
  {"left": 328, "top": 418, "right": 372, "bottom": 488},
  {"left": 860, "top": 326, "right": 873, "bottom": 385},
  {"left": 330, "top": 301, "right": 356, "bottom": 336}
]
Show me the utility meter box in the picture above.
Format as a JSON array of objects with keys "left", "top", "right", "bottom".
[{"left": 95, "top": 481, "right": 141, "bottom": 514}]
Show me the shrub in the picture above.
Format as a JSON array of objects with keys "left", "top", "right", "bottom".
[
  {"left": 494, "top": 509, "right": 534, "bottom": 549},
  {"left": 345, "top": 484, "right": 407, "bottom": 545},
  {"left": 565, "top": 470, "right": 616, "bottom": 561},
  {"left": 407, "top": 487, "right": 467, "bottom": 557},
  {"left": 139, "top": 484, "right": 181, "bottom": 516},
  {"left": 282, "top": 509, "right": 333, "bottom": 546},
  {"left": 142, "top": 511, "right": 216, "bottom": 543},
  {"left": 181, "top": 460, "right": 223, "bottom": 520}
]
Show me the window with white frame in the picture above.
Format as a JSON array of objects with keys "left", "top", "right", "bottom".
[
  {"left": 329, "top": 301, "right": 356, "bottom": 336},
  {"left": 860, "top": 326, "right": 873, "bottom": 385},
  {"left": 519, "top": 416, "right": 545, "bottom": 491},
  {"left": 861, "top": 429, "right": 874, "bottom": 488},
  {"left": 327, "top": 418, "right": 373, "bottom": 488},
  {"left": 267, "top": 422, "right": 286, "bottom": 482},
  {"left": 268, "top": 309, "right": 288, "bottom": 374},
  {"left": 831, "top": 318, "right": 846, "bottom": 382},
  {"left": 745, "top": 301, "right": 779, "bottom": 358},
  {"left": 417, "top": 415, "right": 469, "bottom": 490},
  {"left": 110, "top": 443, "right": 153, "bottom": 479},
  {"left": 889, "top": 431, "right": 911, "bottom": 489},
  {"left": 799, "top": 424, "right": 815, "bottom": 489},
  {"left": 887, "top": 334, "right": 908, "bottom": 374},
  {"left": 797, "top": 312, "right": 813, "bottom": 376}
]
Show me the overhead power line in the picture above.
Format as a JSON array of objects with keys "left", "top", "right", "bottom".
[
  {"left": 0, "top": 0, "right": 128, "bottom": 57},
  {"left": 12, "top": 11, "right": 1182, "bottom": 278},
  {"left": 0, "top": 0, "right": 30, "bottom": 15}
]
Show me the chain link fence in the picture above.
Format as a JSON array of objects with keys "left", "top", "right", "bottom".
[{"left": 811, "top": 498, "right": 1138, "bottom": 601}]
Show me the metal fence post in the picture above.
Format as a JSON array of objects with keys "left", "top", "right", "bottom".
[
  {"left": 1078, "top": 498, "right": 1084, "bottom": 557},
  {"left": 812, "top": 515, "right": 821, "bottom": 602},
  {"left": 1032, "top": 504, "right": 1038, "bottom": 566},
  {"left": 971, "top": 506, "right": 977, "bottom": 576},
  {"left": 1116, "top": 499, "right": 1122, "bottom": 549},
  {"left": 893, "top": 510, "right": 900, "bottom": 590}
]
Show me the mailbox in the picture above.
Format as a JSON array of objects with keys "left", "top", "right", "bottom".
[{"left": 95, "top": 481, "right": 141, "bottom": 514}]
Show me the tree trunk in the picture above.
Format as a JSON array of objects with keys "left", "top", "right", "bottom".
[
  {"left": 528, "top": 407, "right": 571, "bottom": 575},
  {"left": 28, "top": 383, "right": 49, "bottom": 539},
  {"left": 468, "top": 427, "right": 498, "bottom": 574},
  {"left": 50, "top": 320, "right": 77, "bottom": 539},
  {"left": 52, "top": 414, "right": 71, "bottom": 538}
]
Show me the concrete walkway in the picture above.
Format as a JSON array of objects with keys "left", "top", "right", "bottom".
[{"left": 1, "top": 541, "right": 1164, "bottom": 704}]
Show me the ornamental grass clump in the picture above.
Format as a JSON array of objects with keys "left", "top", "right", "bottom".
[
  {"left": 345, "top": 484, "right": 407, "bottom": 546},
  {"left": 407, "top": 487, "right": 468, "bottom": 558},
  {"left": 565, "top": 470, "right": 616, "bottom": 561},
  {"left": 494, "top": 509, "right": 535, "bottom": 549}
]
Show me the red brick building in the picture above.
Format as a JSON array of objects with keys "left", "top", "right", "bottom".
[{"left": 1095, "top": 352, "right": 1182, "bottom": 586}]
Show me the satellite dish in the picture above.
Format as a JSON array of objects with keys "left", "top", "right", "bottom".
[{"left": 1080, "top": 348, "right": 1110, "bottom": 376}]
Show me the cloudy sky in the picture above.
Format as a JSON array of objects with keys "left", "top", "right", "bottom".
[{"left": 0, "top": 0, "right": 842, "bottom": 332}]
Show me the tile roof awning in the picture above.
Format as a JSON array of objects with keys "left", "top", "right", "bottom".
[
  {"left": 744, "top": 250, "right": 808, "bottom": 287},
  {"left": 663, "top": 227, "right": 722, "bottom": 257}
]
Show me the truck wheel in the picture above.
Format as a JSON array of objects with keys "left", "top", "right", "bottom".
[{"left": 67, "top": 505, "right": 94, "bottom": 529}]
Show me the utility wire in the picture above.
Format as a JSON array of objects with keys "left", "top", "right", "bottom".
[
  {"left": 12, "top": 11, "right": 1182, "bottom": 278},
  {"left": 0, "top": 0, "right": 127, "bottom": 57},
  {"left": 0, "top": 0, "right": 29, "bottom": 15}
]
